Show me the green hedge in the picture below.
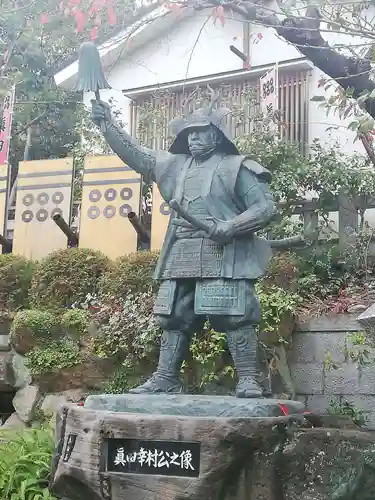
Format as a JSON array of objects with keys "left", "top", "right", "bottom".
[
  {"left": 0, "top": 254, "right": 34, "bottom": 309},
  {"left": 0, "top": 249, "right": 300, "bottom": 316},
  {"left": 30, "top": 248, "right": 110, "bottom": 309},
  {"left": 99, "top": 250, "right": 159, "bottom": 297}
]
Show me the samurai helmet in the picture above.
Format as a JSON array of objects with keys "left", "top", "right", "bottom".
[{"left": 168, "top": 85, "right": 239, "bottom": 155}]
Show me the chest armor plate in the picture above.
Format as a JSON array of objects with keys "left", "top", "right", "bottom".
[
  {"left": 180, "top": 162, "right": 212, "bottom": 218},
  {"left": 163, "top": 161, "right": 225, "bottom": 279},
  {"left": 182, "top": 164, "right": 206, "bottom": 202}
]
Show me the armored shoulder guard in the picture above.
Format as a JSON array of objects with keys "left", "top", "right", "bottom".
[{"left": 242, "top": 157, "right": 272, "bottom": 184}]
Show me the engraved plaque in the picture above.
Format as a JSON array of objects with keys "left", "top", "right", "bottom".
[{"left": 195, "top": 279, "right": 246, "bottom": 316}]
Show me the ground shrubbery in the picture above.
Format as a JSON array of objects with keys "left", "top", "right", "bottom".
[
  {"left": 0, "top": 425, "right": 56, "bottom": 500},
  {"left": 0, "top": 246, "right": 306, "bottom": 394},
  {"left": 98, "top": 250, "right": 160, "bottom": 296}
]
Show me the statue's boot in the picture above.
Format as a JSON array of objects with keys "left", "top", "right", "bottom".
[
  {"left": 226, "top": 327, "right": 263, "bottom": 398},
  {"left": 129, "top": 330, "right": 188, "bottom": 394}
]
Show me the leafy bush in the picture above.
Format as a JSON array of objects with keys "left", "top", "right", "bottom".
[
  {"left": 99, "top": 250, "right": 159, "bottom": 297},
  {"left": 10, "top": 309, "right": 58, "bottom": 355},
  {"left": 264, "top": 252, "right": 300, "bottom": 292},
  {"left": 93, "top": 289, "right": 160, "bottom": 360},
  {"left": 61, "top": 309, "right": 90, "bottom": 338},
  {"left": 257, "top": 282, "right": 302, "bottom": 346},
  {"left": 30, "top": 248, "right": 110, "bottom": 309},
  {"left": 328, "top": 399, "right": 367, "bottom": 427},
  {"left": 11, "top": 310, "right": 57, "bottom": 339},
  {"left": 187, "top": 326, "right": 235, "bottom": 393},
  {"left": 26, "top": 339, "right": 82, "bottom": 375},
  {"left": 104, "top": 366, "right": 144, "bottom": 394},
  {"left": 0, "top": 254, "right": 34, "bottom": 310},
  {"left": 0, "top": 425, "right": 56, "bottom": 499}
]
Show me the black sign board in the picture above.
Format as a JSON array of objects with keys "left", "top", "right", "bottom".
[
  {"left": 105, "top": 438, "right": 200, "bottom": 478},
  {"left": 63, "top": 434, "right": 77, "bottom": 462}
]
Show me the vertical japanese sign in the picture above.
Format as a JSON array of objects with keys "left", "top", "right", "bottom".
[
  {"left": 259, "top": 65, "right": 278, "bottom": 132},
  {"left": 0, "top": 85, "right": 15, "bottom": 165}
]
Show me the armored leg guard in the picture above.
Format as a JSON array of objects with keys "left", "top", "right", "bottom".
[
  {"left": 128, "top": 330, "right": 189, "bottom": 394},
  {"left": 226, "top": 327, "right": 263, "bottom": 398}
]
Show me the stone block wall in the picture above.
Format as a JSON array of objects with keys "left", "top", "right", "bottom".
[{"left": 290, "top": 314, "right": 375, "bottom": 429}]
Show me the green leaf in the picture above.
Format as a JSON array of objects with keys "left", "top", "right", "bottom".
[
  {"left": 357, "top": 94, "right": 369, "bottom": 106},
  {"left": 345, "top": 87, "right": 355, "bottom": 98},
  {"left": 310, "top": 95, "right": 326, "bottom": 102},
  {"left": 358, "top": 116, "right": 375, "bottom": 133},
  {"left": 348, "top": 121, "right": 359, "bottom": 131}
]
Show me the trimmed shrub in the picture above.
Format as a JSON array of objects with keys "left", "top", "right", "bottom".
[
  {"left": 10, "top": 309, "right": 58, "bottom": 355},
  {"left": 99, "top": 250, "right": 159, "bottom": 297},
  {"left": 61, "top": 309, "right": 90, "bottom": 339},
  {"left": 30, "top": 248, "right": 110, "bottom": 309},
  {"left": 0, "top": 254, "right": 34, "bottom": 309}
]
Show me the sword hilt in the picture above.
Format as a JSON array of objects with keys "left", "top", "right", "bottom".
[
  {"left": 169, "top": 199, "right": 179, "bottom": 211},
  {"left": 169, "top": 199, "right": 212, "bottom": 233}
]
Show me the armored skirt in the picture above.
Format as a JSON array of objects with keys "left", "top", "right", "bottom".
[{"left": 154, "top": 237, "right": 261, "bottom": 335}]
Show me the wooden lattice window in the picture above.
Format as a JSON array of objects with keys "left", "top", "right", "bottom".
[{"left": 129, "top": 70, "right": 309, "bottom": 151}]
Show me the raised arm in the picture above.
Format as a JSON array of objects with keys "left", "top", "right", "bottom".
[{"left": 91, "top": 100, "right": 169, "bottom": 182}]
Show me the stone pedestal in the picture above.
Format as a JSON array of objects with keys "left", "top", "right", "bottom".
[{"left": 50, "top": 395, "right": 305, "bottom": 500}]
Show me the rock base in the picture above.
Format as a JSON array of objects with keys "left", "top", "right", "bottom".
[
  {"left": 50, "top": 394, "right": 375, "bottom": 500},
  {"left": 50, "top": 395, "right": 305, "bottom": 500},
  {"left": 83, "top": 393, "right": 304, "bottom": 417}
]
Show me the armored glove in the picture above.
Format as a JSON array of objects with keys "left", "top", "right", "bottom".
[
  {"left": 172, "top": 217, "right": 235, "bottom": 245},
  {"left": 206, "top": 218, "right": 236, "bottom": 244},
  {"left": 91, "top": 99, "right": 112, "bottom": 127}
]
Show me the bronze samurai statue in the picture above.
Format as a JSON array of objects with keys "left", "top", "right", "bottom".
[{"left": 91, "top": 89, "right": 276, "bottom": 398}]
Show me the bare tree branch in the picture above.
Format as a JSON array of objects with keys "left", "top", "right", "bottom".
[
  {"left": 193, "top": 0, "right": 375, "bottom": 119},
  {"left": 12, "top": 108, "right": 48, "bottom": 138}
]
